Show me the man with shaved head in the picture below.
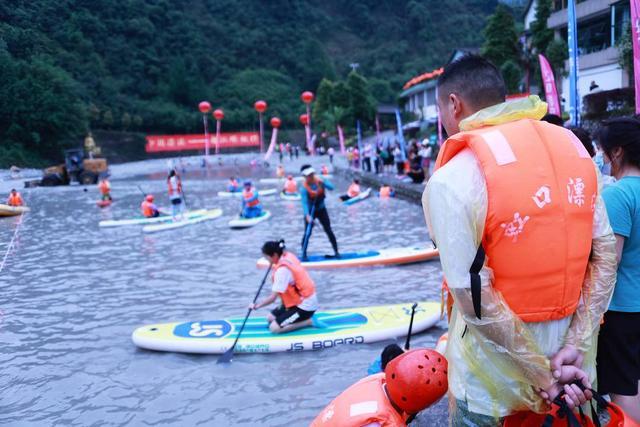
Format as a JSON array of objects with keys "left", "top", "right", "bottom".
[{"left": 423, "top": 55, "right": 617, "bottom": 425}]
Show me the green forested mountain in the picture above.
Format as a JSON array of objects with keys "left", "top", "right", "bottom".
[{"left": 0, "top": 0, "right": 498, "bottom": 165}]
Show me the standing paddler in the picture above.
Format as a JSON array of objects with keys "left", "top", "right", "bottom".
[{"left": 299, "top": 164, "right": 339, "bottom": 260}]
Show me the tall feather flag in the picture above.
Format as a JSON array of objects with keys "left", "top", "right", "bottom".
[
  {"left": 539, "top": 54, "right": 562, "bottom": 116},
  {"left": 631, "top": 0, "right": 640, "bottom": 114},
  {"left": 568, "top": 0, "right": 580, "bottom": 126}
]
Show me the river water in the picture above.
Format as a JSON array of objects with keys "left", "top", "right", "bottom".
[{"left": 0, "top": 155, "right": 446, "bottom": 426}]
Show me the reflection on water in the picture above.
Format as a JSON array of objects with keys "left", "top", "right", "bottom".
[{"left": 0, "top": 156, "right": 444, "bottom": 426}]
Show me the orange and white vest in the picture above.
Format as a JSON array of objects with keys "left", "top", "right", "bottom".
[
  {"left": 283, "top": 179, "right": 298, "bottom": 194},
  {"left": 7, "top": 192, "right": 23, "bottom": 206},
  {"left": 379, "top": 186, "right": 391, "bottom": 198},
  {"left": 98, "top": 180, "right": 111, "bottom": 195},
  {"left": 273, "top": 252, "right": 316, "bottom": 308},
  {"left": 347, "top": 184, "right": 361, "bottom": 198},
  {"left": 435, "top": 119, "right": 596, "bottom": 322},
  {"left": 311, "top": 374, "right": 408, "bottom": 427},
  {"left": 243, "top": 188, "right": 260, "bottom": 208},
  {"left": 141, "top": 200, "right": 155, "bottom": 217},
  {"left": 168, "top": 177, "right": 182, "bottom": 196}
]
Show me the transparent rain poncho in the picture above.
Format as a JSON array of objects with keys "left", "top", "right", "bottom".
[{"left": 422, "top": 98, "right": 618, "bottom": 419}]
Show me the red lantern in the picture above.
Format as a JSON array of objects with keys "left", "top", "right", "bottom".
[
  {"left": 198, "top": 101, "right": 211, "bottom": 114},
  {"left": 213, "top": 109, "right": 224, "bottom": 120},
  {"left": 301, "top": 91, "right": 314, "bottom": 104},
  {"left": 254, "top": 100, "right": 268, "bottom": 113},
  {"left": 270, "top": 117, "right": 281, "bottom": 128},
  {"left": 299, "top": 114, "right": 309, "bottom": 125}
]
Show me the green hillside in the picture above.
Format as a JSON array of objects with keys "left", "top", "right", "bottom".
[{"left": 0, "top": 0, "right": 498, "bottom": 166}]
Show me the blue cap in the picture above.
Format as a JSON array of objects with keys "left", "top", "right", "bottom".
[{"left": 243, "top": 180, "right": 252, "bottom": 186}]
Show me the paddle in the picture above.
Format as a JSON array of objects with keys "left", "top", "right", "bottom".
[
  {"left": 301, "top": 200, "right": 317, "bottom": 259},
  {"left": 137, "top": 185, "right": 147, "bottom": 197},
  {"left": 404, "top": 302, "right": 419, "bottom": 350},
  {"left": 217, "top": 264, "right": 273, "bottom": 364}
]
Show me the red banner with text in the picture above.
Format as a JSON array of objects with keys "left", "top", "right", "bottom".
[{"left": 145, "top": 132, "right": 259, "bottom": 153}]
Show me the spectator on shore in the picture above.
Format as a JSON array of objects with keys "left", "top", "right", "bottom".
[{"left": 393, "top": 144, "right": 404, "bottom": 176}]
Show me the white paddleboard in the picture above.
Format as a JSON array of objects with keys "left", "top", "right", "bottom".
[
  {"left": 257, "top": 246, "right": 439, "bottom": 269},
  {"left": 131, "top": 301, "right": 440, "bottom": 354},
  {"left": 99, "top": 209, "right": 207, "bottom": 228},
  {"left": 228, "top": 210, "right": 272, "bottom": 229},
  {"left": 260, "top": 175, "right": 332, "bottom": 184},
  {"left": 279, "top": 192, "right": 301, "bottom": 201},
  {"left": 217, "top": 189, "right": 277, "bottom": 197},
  {"left": 342, "top": 188, "right": 372, "bottom": 206},
  {"left": 142, "top": 209, "right": 222, "bottom": 233}
]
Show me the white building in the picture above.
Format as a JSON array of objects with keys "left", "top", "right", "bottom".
[{"left": 524, "top": 0, "right": 630, "bottom": 108}]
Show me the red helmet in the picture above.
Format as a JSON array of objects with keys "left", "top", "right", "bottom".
[
  {"left": 287, "top": 175, "right": 293, "bottom": 180},
  {"left": 385, "top": 349, "right": 448, "bottom": 414},
  {"left": 145, "top": 194, "right": 154, "bottom": 202}
]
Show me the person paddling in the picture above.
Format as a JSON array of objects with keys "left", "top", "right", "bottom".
[
  {"left": 340, "top": 179, "right": 361, "bottom": 201},
  {"left": 241, "top": 180, "right": 263, "bottom": 218},
  {"left": 6, "top": 189, "right": 24, "bottom": 207},
  {"left": 424, "top": 55, "right": 616, "bottom": 424},
  {"left": 167, "top": 169, "right": 184, "bottom": 218},
  {"left": 227, "top": 176, "right": 240, "bottom": 193},
  {"left": 282, "top": 175, "right": 298, "bottom": 195},
  {"left": 276, "top": 164, "right": 285, "bottom": 178},
  {"left": 378, "top": 184, "right": 394, "bottom": 198},
  {"left": 300, "top": 164, "right": 339, "bottom": 259},
  {"left": 321, "top": 164, "right": 330, "bottom": 175},
  {"left": 312, "top": 348, "right": 448, "bottom": 426},
  {"left": 249, "top": 240, "right": 318, "bottom": 334},
  {"left": 141, "top": 194, "right": 160, "bottom": 218},
  {"left": 98, "top": 176, "right": 112, "bottom": 201}
]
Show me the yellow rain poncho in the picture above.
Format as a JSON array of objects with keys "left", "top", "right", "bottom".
[{"left": 423, "top": 96, "right": 618, "bottom": 419}]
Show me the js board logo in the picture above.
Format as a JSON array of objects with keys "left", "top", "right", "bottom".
[{"left": 174, "top": 320, "right": 232, "bottom": 338}]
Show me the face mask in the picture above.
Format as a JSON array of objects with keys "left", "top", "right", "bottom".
[{"left": 594, "top": 151, "right": 612, "bottom": 176}]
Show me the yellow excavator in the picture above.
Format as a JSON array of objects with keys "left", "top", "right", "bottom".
[{"left": 39, "top": 134, "right": 109, "bottom": 186}]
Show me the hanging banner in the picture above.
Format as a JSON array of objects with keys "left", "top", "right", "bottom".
[
  {"left": 631, "top": 0, "right": 640, "bottom": 114},
  {"left": 394, "top": 109, "right": 408, "bottom": 161},
  {"left": 568, "top": 0, "right": 580, "bottom": 126},
  {"left": 145, "top": 132, "right": 259, "bottom": 153},
  {"left": 264, "top": 128, "right": 278, "bottom": 161},
  {"left": 539, "top": 54, "right": 562, "bottom": 116}
]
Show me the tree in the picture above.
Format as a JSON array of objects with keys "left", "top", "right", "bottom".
[
  {"left": 501, "top": 60, "right": 523, "bottom": 93},
  {"left": 347, "top": 70, "right": 375, "bottom": 125},
  {"left": 481, "top": 4, "right": 520, "bottom": 69},
  {"left": 313, "top": 78, "right": 335, "bottom": 128},
  {"left": 530, "top": 0, "right": 554, "bottom": 55}
]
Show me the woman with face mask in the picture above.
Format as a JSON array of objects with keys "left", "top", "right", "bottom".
[{"left": 595, "top": 117, "right": 640, "bottom": 424}]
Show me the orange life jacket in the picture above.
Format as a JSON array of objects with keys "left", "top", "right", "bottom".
[
  {"left": 273, "top": 252, "right": 316, "bottom": 308},
  {"left": 228, "top": 179, "right": 239, "bottom": 189},
  {"left": 283, "top": 179, "right": 298, "bottom": 194},
  {"left": 141, "top": 200, "right": 155, "bottom": 217},
  {"left": 379, "top": 186, "right": 391, "bottom": 198},
  {"left": 311, "top": 374, "right": 409, "bottom": 427},
  {"left": 168, "top": 177, "right": 182, "bottom": 196},
  {"left": 435, "top": 119, "right": 596, "bottom": 322},
  {"left": 243, "top": 188, "right": 260, "bottom": 208},
  {"left": 98, "top": 180, "right": 110, "bottom": 195},
  {"left": 303, "top": 178, "right": 325, "bottom": 201},
  {"left": 7, "top": 193, "right": 23, "bottom": 207},
  {"left": 347, "top": 184, "right": 361, "bottom": 198}
]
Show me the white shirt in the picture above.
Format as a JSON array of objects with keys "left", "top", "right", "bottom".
[{"left": 272, "top": 267, "right": 318, "bottom": 312}]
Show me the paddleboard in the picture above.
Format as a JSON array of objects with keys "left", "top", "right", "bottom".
[
  {"left": 131, "top": 301, "right": 440, "bottom": 354},
  {"left": 257, "top": 246, "right": 439, "bottom": 269},
  {"left": 342, "top": 188, "right": 372, "bottom": 206},
  {"left": 260, "top": 175, "right": 332, "bottom": 184},
  {"left": 217, "top": 189, "right": 277, "bottom": 197},
  {"left": 96, "top": 200, "right": 113, "bottom": 208},
  {"left": 279, "top": 192, "right": 301, "bottom": 201},
  {"left": 228, "top": 210, "right": 272, "bottom": 229},
  {"left": 99, "top": 209, "right": 208, "bottom": 228},
  {"left": 0, "top": 204, "right": 30, "bottom": 217},
  {"left": 142, "top": 209, "right": 222, "bottom": 233}
]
